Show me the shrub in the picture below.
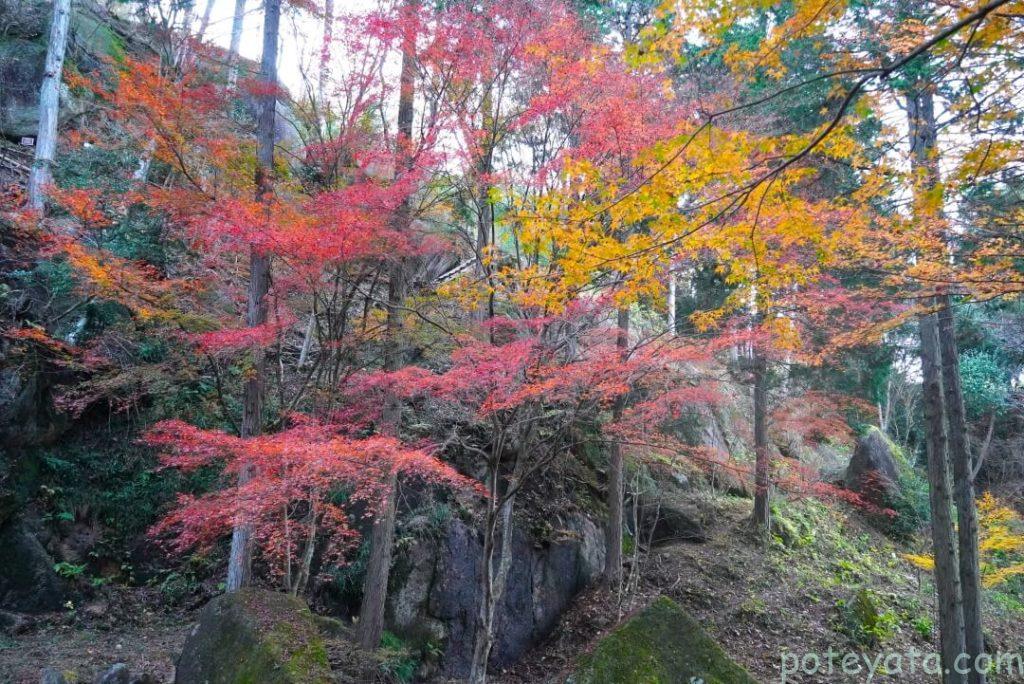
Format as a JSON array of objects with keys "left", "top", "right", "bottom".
[{"left": 836, "top": 588, "right": 898, "bottom": 646}]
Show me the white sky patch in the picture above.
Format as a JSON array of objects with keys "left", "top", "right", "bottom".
[{"left": 198, "top": 0, "right": 379, "bottom": 95}]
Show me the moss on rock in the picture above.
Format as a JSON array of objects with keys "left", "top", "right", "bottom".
[
  {"left": 175, "top": 589, "right": 332, "bottom": 684},
  {"left": 568, "top": 597, "right": 758, "bottom": 684}
]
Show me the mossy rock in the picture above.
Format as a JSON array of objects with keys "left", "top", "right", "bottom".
[
  {"left": 175, "top": 589, "right": 332, "bottom": 684},
  {"left": 568, "top": 597, "right": 758, "bottom": 684}
]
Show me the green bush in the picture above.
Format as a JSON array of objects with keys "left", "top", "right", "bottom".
[
  {"left": 960, "top": 351, "right": 1010, "bottom": 420},
  {"left": 328, "top": 539, "right": 370, "bottom": 606},
  {"left": 54, "top": 561, "right": 86, "bottom": 579},
  {"left": 836, "top": 589, "right": 899, "bottom": 646},
  {"left": 910, "top": 615, "right": 933, "bottom": 640},
  {"left": 885, "top": 467, "right": 930, "bottom": 540},
  {"left": 379, "top": 631, "right": 419, "bottom": 683}
]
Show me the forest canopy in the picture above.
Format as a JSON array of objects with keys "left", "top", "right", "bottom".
[{"left": 2, "top": 0, "right": 1024, "bottom": 682}]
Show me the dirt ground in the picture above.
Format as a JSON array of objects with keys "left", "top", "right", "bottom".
[
  {"left": 0, "top": 589, "right": 190, "bottom": 684},
  {"left": 3, "top": 498, "right": 1022, "bottom": 684}
]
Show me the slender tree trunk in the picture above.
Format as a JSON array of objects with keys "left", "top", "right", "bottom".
[
  {"left": 469, "top": 495, "right": 514, "bottom": 684},
  {"left": 939, "top": 297, "right": 985, "bottom": 684},
  {"left": 317, "top": 0, "right": 334, "bottom": 108},
  {"left": 197, "top": 0, "right": 215, "bottom": 40},
  {"left": 604, "top": 307, "right": 629, "bottom": 587},
  {"left": 469, "top": 452, "right": 521, "bottom": 684},
  {"left": 921, "top": 308, "right": 967, "bottom": 684},
  {"left": 27, "top": 0, "right": 72, "bottom": 212},
  {"left": 469, "top": 488, "right": 502, "bottom": 684},
  {"left": 974, "top": 412, "right": 995, "bottom": 481},
  {"left": 475, "top": 89, "right": 495, "bottom": 324},
  {"left": 751, "top": 349, "right": 771, "bottom": 535},
  {"left": 356, "top": 1, "right": 417, "bottom": 649},
  {"left": 225, "top": 0, "right": 279, "bottom": 593},
  {"left": 357, "top": 466, "right": 399, "bottom": 648},
  {"left": 907, "top": 86, "right": 967, "bottom": 684},
  {"left": 291, "top": 502, "right": 318, "bottom": 595},
  {"left": 667, "top": 270, "right": 676, "bottom": 335},
  {"left": 226, "top": 0, "right": 246, "bottom": 87},
  {"left": 298, "top": 311, "right": 316, "bottom": 367}
]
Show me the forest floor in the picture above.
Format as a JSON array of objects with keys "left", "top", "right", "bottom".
[
  {"left": 2, "top": 496, "right": 1022, "bottom": 683},
  {"left": 499, "top": 495, "right": 1024, "bottom": 684},
  {"left": 0, "top": 588, "right": 188, "bottom": 683}
]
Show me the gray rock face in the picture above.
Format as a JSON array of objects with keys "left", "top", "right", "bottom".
[
  {"left": 0, "top": 0, "right": 49, "bottom": 139},
  {"left": 386, "top": 513, "right": 605, "bottom": 678},
  {"left": 0, "top": 349, "right": 68, "bottom": 448},
  {"left": 0, "top": 516, "right": 66, "bottom": 613},
  {"left": 0, "top": 0, "right": 123, "bottom": 140},
  {"left": 844, "top": 428, "right": 901, "bottom": 504}
]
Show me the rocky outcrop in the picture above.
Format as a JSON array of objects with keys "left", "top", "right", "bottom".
[
  {"left": 844, "top": 427, "right": 902, "bottom": 505},
  {"left": 175, "top": 589, "right": 332, "bottom": 684},
  {"left": 0, "top": 0, "right": 49, "bottom": 140},
  {"left": 567, "top": 596, "right": 757, "bottom": 684},
  {"left": 386, "top": 513, "right": 604, "bottom": 678},
  {"left": 667, "top": 388, "right": 755, "bottom": 497},
  {"left": 0, "top": 515, "right": 66, "bottom": 613},
  {"left": 637, "top": 494, "right": 710, "bottom": 546},
  {"left": 0, "top": 359, "right": 68, "bottom": 447},
  {"left": 0, "top": 0, "right": 116, "bottom": 141}
]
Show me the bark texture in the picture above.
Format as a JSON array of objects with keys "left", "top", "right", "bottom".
[
  {"left": 939, "top": 297, "right": 986, "bottom": 684},
  {"left": 603, "top": 307, "right": 629, "bottom": 587},
  {"left": 226, "top": 0, "right": 247, "bottom": 87},
  {"left": 27, "top": 0, "right": 72, "bottom": 212},
  {"left": 356, "top": 0, "right": 418, "bottom": 649},
  {"left": 751, "top": 350, "right": 770, "bottom": 534},
  {"left": 226, "top": 0, "right": 279, "bottom": 593},
  {"left": 907, "top": 86, "right": 967, "bottom": 684}
]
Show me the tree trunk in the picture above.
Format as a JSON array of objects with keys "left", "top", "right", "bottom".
[
  {"left": 226, "top": 0, "right": 279, "bottom": 593},
  {"left": 604, "top": 307, "right": 629, "bottom": 587},
  {"left": 226, "top": 0, "right": 247, "bottom": 87},
  {"left": 27, "top": 0, "right": 72, "bottom": 212},
  {"left": 469, "top": 453, "right": 521, "bottom": 684},
  {"left": 297, "top": 311, "right": 316, "bottom": 367},
  {"left": 751, "top": 349, "right": 771, "bottom": 535},
  {"left": 475, "top": 88, "right": 495, "bottom": 325},
  {"left": 356, "top": 1, "right": 417, "bottom": 649},
  {"left": 938, "top": 296, "right": 985, "bottom": 684},
  {"left": 667, "top": 270, "right": 676, "bottom": 335},
  {"left": 920, "top": 308, "right": 968, "bottom": 684},
  {"left": 469, "top": 491, "right": 502, "bottom": 684},
  {"left": 197, "top": 0, "right": 215, "bottom": 40},
  {"left": 907, "top": 85, "right": 968, "bottom": 684},
  {"left": 291, "top": 502, "right": 318, "bottom": 595},
  {"left": 318, "top": 0, "right": 334, "bottom": 107},
  {"left": 357, "top": 467, "right": 399, "bottom": 649}
]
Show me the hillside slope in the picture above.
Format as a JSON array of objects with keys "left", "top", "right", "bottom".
[{"left": 501, "top": 496, "right": 1024, "bottom": 684}]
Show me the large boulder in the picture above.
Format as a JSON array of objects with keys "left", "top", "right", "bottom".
[
  {"left": 640, "top": 497, "right": 709, "bottom": 546},
  {"left": 568, "top": 597, "right": 758, "bottom": 684},
  {"left": 844, "top": 428, "right": 901, "bottom": 505},
  {"left": 0, "top": 516, "right": 66, "bottom": 613},
  {"left": 385, "top": 513, "right": 605, "bottom": 678},
  {"left": 175, "top": 589, "right": 332, "bottom": 684}
]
